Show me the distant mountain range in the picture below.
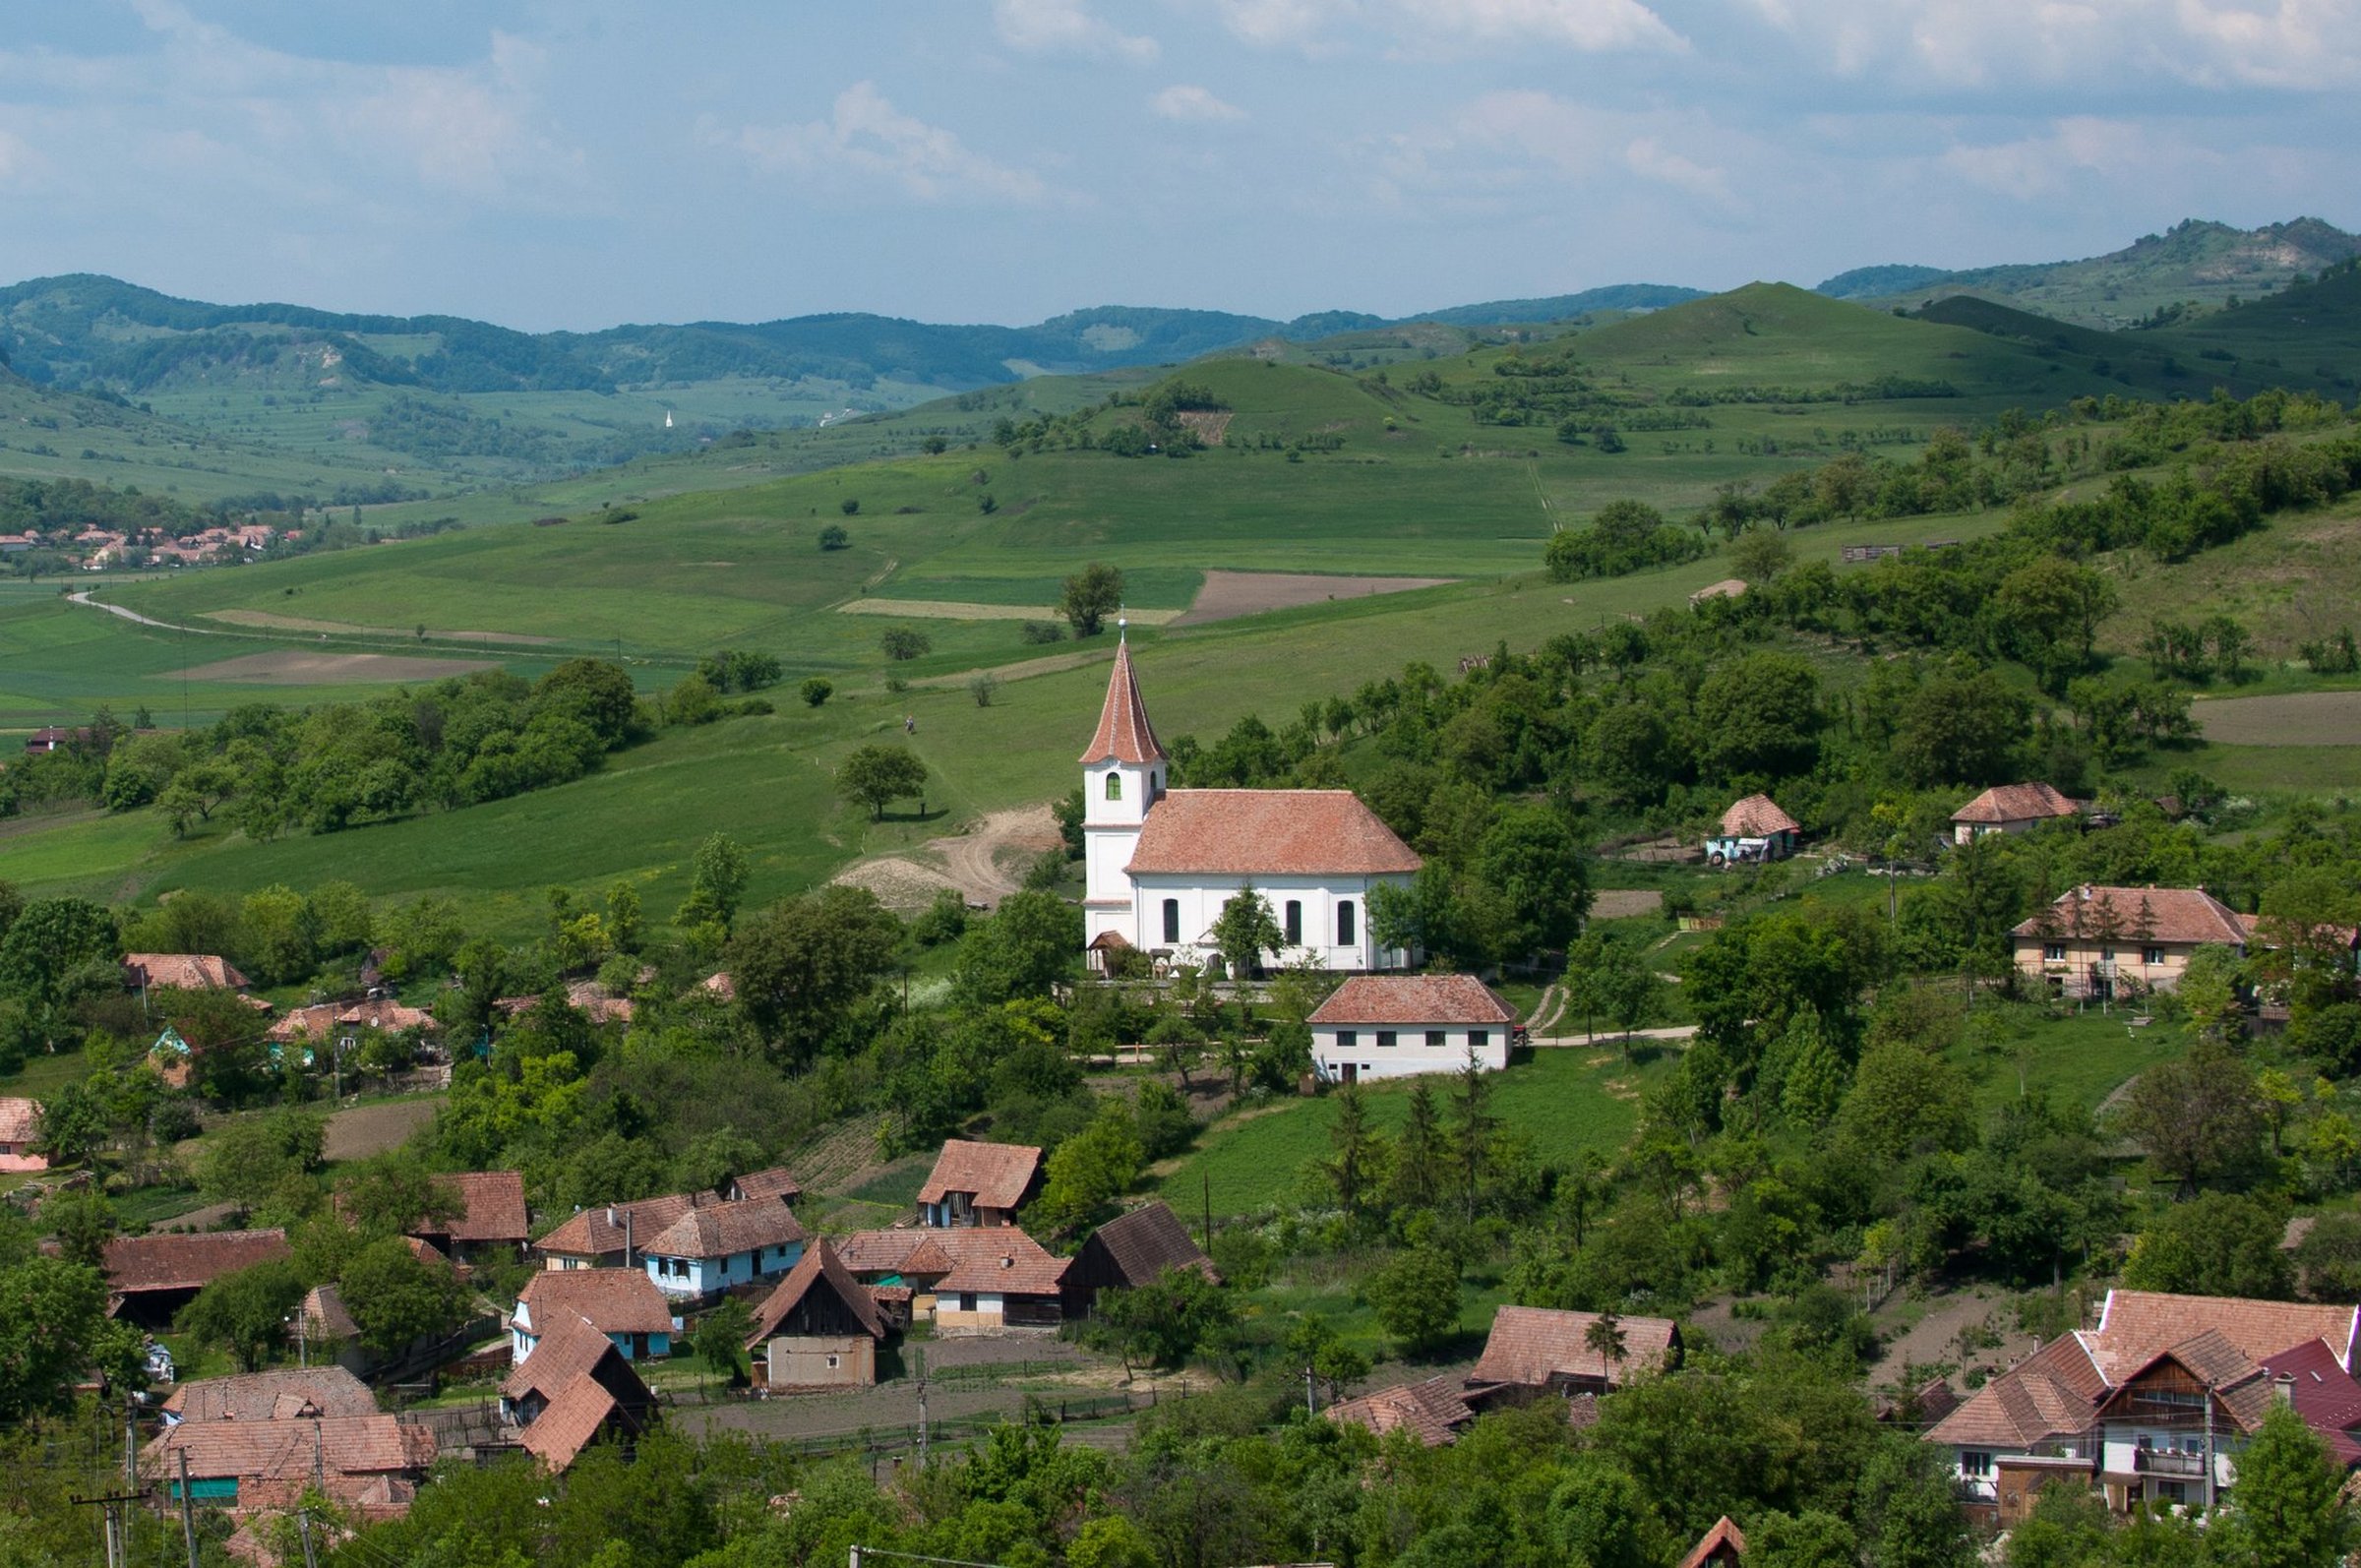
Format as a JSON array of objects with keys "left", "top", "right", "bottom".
[
  {"left": 0, "top": 274, "right": 1706, "bottom": 401},
  {"left": 1818, "top": 217, "right": 2361, "bottom": 330}
]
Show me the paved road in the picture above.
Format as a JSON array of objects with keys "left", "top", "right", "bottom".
[
  {"left": 1528, "top": 1023, "right": 1700, "bottom": 1050},
  {"left": 67, "top": 589, "right": 212, "bottom": 633}
]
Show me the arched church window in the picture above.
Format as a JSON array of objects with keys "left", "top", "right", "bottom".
[
  {"left": 1163, "top": 899, "right": 1180, "bottom": 944},
  {"left": 1336, "top": 900, "right": 1356, "bottom": 947},
  {"left": 1105, "top": 773, "right": 1122, "bottom": 801}
]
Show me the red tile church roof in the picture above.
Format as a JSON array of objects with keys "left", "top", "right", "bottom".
[
  {"left": 1126, "top": 790, "right": 1421, "bottom": 876},
  {"left": 1079, "top": 638, "right": 1165, "bottom": 765}
]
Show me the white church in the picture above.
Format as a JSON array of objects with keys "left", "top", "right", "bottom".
[{"left": 1080, "top": 634, "right": 1423, "bottom": 974}]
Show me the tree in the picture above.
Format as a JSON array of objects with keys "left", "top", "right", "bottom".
[
  {"left": 840, "top": 496, "right": 860, "bottom": 515},
  {"left": 1365, "top": 1246, "right": 1460, "bottom": 1356},
  {"left": 1284, "top": 1314, "right": 1371, "bottom": 1404},
  {"left": 155, "top": 985, "right": 275, "bottom": 1106},
  {"left": 817, "top": 524, "right": 849, "bottom": 550},
  {"left": 676, "top": 832, "right": 751, "bottom": 935},
  {"left": 1694, "top": 653, "right": 1822, "bottom": 782},
  {"left": 1993, "top": 557, "right": 2118, "bottom": 693},
  {"left": 2118, "top": 1039, "right": 2264, "bottom": 1195},
  {"left": 2123, "top": 1192, "right": 2293, "bottom": 1299},
  {"left": 836, "top": 745, "right": 929, "bottom": 820},
  {"left": 1479, "top": 806, "right": 1590, "bottom": 958},
  {"left": 1317, "top": 1085, "right": 1388, "bottom": 1219},
  {"left": 0, "top": 1256, "right": 112, "bottom": 1420},
  {"left": 1087, "top": 1266, "right": 1239, "bottom": 1373},
  {"left": 2210, "top": 1404, "right": 2352, "bottom": 1568},
  {"left": 1585, "top": 1310, "right": 1628, "bottom": 1384},
  {"left": 880, "top": 627, "right": 932, "bottom": 661},
  {"left": 0, "top": 896, "right": 116, "bottom": 1014},
  {"left": 337, "top": 1156, "right": 461, "bottom": 1241},
  {"left": 42, "top": 1190, "right": 116, "bottom": 1268},
  {"left": 1060, "top": 563, "right": 1124, "bottom": 637},
  {"left": 1839, "top": 1043, "right": 1974, "bottom": 1163},
  {"left": 1209, "top": 884, "right": 1283, "bottom": 982},
  {"left": 799, "top": 677, "right": 833, "bottom": 707},
  {"left": 691, "top": 1297, "right": 755, "bottom": 1389},
  {"left": 727, "top": 886, "right": 902, "bottom": 1063},
  {"left": 1564, "top": 935, "right": 1662, "bottom": 1051},
  {"left": 1728, "top": 527, "right": 1794, "bottom": 585},
  {"left": 338, "top": 1236, "right": 464, "bottom": 1357},
  {"left": 1036, "top": 1104, "right": 1144, "bottom": 1236},
  {"left": 953, "top": 889, "right": 1082, "bottom": 1005},
  {"left": 532, "top": 658, "right": 640, "bottom": 749},
  {"left": 177, "top": 1257, "right": 306, "bottom": 1371}
]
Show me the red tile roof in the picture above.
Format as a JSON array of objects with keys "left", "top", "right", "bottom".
[
  {"left": 1308, "top": 974, "right": 1517, "bottom": 1028},
  {"left": 1468, "top": 1305, "right": 1679, "bottom": 1389},
  {"left": 124, "top": 954, "right": 250, "bottom": 992},
  {"left": 536, "top": 1192, "right": 709, "bottom": 1258},
  {"left": 141, "top": 1415, "right": 430, "bottom": 1484},
  {"left": 0, "top": 1096, "right": 40, "bottom": 1146},
  {"left": 1324, "top": 1374, "right": 1475, "bottom": 1447},
  {"left": 1925, "top": 1332, "right": 2107, "bottom": 1451},
  {"left": 2263, "top": 1338, "right": 2361, "bottom": 1469},
  {"left": 745, "top": 1239, "right": 885, "bottom": 1346},
  {"left": 918, "top": 1140, "right": 1043, "bottom": 1212},
  {"left": 269, "top": 999, "right": 440, "bottom": 1042},
  {"left": 431, "top": 1172, "right": 529, "bottom": 1244},
  {"left": 641, "top": 1197, "right": 806, "bottom": 1259},
  {"left": 518, "top": 1375, "right": 623, "bottom": 1472},
  {"left": 1953, "top": 782, "right": 2079, "bottom": 825},
  {"left": 504, "top": 1311, "right": 624, "bottom": 1407},
  {"left": 1127, "top": 789, "right": 1422, "bottom": 877},
  {"left": 1078, "top": 1201, "right": 1218, "bottom": 1290},
  {"left": 2014, "top": 886, "right": 2251, "bottom": 947},
  {"left": 162, "top": 1367, "right": 378, "bottom": 1423},
  {"left": 2092, "top": 1290, "right": 2359, "bottom": 1376},
  {"left": 1675, "top": 1517, "right": 1747, "bottom": 1568},
  {"left": 728, "top": 1167, "right": 803, "bottom": 1203},
  {"left": 517, "top": 1269, "right": 674, "bottom": 1337},
  {"left": 1719, "top": 794, "right": 1798, "bottom": 837},
  {"left": 932, "top": 1230, "right": 1069, "bottom": 1297},
  {"left": 1079, "top": 638, "right": 1166, "bottom": 765},
  {"left": 103, "top": 1229, "right": 290, "bottom": 1295}
]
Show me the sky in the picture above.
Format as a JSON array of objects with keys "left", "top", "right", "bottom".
[{"left": 0, "top": 0, "right": 2352, "bottom": 332}]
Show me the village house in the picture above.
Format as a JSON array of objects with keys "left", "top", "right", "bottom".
[
  {"left": 2012, "top": 884, "right": 2251, "bottom": 999},
  {"left": 834, "top": 1226, "right": 1068, "bottom": 1332},
  {"left": 1080, "top": 636, "right": 1422, "bottom": 974},
  {"left": 24, "top": 726, "right": 91, "bottom": 754},
  {"left": 1324, "top": 1374, "right": 1478, "bottom": 1448},
  {"left": 143, "top": 1413, "right": 436, "bottom": 1523},
  {"left": 536, "top": 1192, "right": 708, "bottom": 1270},
  {"left": 161, "top": 1366, "right": 379, "bottom": 1427},
  {"left": 1307, "top": 973, "right": 1518, "bottom": 1085},
  {"left": 727, "top": 1167, "right": 803, "bottom": 1204},
  {"left": 1676, "top": 1518, "right": 1748, "bottom": 1568},
  {"left": 1952, "top": 781, "right": 2082, "bottom": 843},
  {"left": 0, "top": 1095, "right": 46, "bottom": 1173},
  {"left": 1466, "top": 1305, "right": 1683, "bottom": 1402},
  {"left": 918, "top": 1138, "right": 1043, "bottom": 1228},
  {"left": 1925, "top": 1289, "right": 2361, "bottom": 1522},
  {"left": 744, "top": 1238, "right": 889, "bottom": 1389},
  {"left": 512, "top": 1268, "right": 674, "bottom": 1362},
  {"left": 268, "top": 997, "right": 440, "bottom": 1049},
  {"left": 102, "top": 1229, "right": 291, "bottom": 1327},
  {"left": 1060, "top": 1200, "right": 1218, "bottom": 1316},
  {"left": 500, "top": 1310, "right": 655, "bottom": 1471},
  {"left": 637, "top": 1195, "right": 806, "bottom": 1304},
  {"left": 124, "top": 952, "right": 253, "bottom": 995},
  {"left": 1706, "top": 795, "right": 1799, "bottom": 866},
  {"left": 401, "top": 1171, "right": 530, "bottom": 1264}
]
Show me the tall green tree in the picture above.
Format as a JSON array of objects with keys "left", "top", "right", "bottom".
[
  {"left": 1060, "top": 563, "right": 1124, "bottom": 637},
  {"left": 2210, "top": 1404, "right": 2352, "bottom": 1568},
  {"left": 1209, "top": 884, "right": 1283, "bottom": 982},
  {"left": 836, "top": 745, "right": 930, "bottom": 820},
  {"left": 676, "top": 831, "right": 751, "bottom": 936},
  {"left": 728, "top": 886, "right": 902, "bottom": 1063}
]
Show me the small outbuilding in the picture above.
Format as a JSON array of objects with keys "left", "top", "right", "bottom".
[
  {"left": 1952, "top": 782, "right": 2080, "bottom": 844},
  {"left": 1061, "top": 1201, "right": 1219, "bottom": 1315},
  {"left": 1706, "top": 795, "right": 1798, "bottom": 866},
  {"left": 0, "top": 1096, "right": 45, "bottom": 1173},
  {"left": 1308, "top": 974, "right": 1517, "bottom": 1085},
  {"left": 745, "top": 1238, "right": 887, "bottom": 1390},
  {"left": 102, "top": 1229, "right": 292, "bottom": 1328},
  {"left": 1466, "top": 1305, "right": 1682, "bottom": 1402}
]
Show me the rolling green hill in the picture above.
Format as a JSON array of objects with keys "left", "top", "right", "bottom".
[{"left": 1820, "top": 216, "right": 2361, "bottom": 330}]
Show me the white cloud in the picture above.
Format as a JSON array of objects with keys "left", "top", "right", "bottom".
[
  {"left": 1940, "top": 115, "right": 2171, "bottom": 200},
  {"left": 1359, "top": 89, "right": 1740, "bottom": 209},
  {"left": 1212, "top": 0, "right": 1359, "bottom": 48},
  {"left": 1210, "top": 0, "right": 1680, "bottom": 51},
  {"left": 724, "top": 83, "right": 1059, "bottom": 206},
  {"left": 994, "top": 0, "right": 1160, "bottom": 61},
  {"left": 1150, "top": 84, "right": 1249, "bottom": 122},
  {"left": 1623, "top": 135, "right": 1731, "bottom": 203}
]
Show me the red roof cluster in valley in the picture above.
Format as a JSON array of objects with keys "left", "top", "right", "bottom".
[
  {"left": 1125, "top": 789, "right": 1422, "bottom": 876},
  {"left": 1079, "top": 638, "right": 1166, "bottom": 764},
  {"left": 1309, "top": 974, "right": 1518, "bottom": 1028}
]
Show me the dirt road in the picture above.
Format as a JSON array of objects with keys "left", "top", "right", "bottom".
[{"left": 834, "top": 805, "right": 1063, "bottom": 913}]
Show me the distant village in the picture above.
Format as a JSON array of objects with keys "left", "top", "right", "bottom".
[{"left": 0, "top": 518, "right": 285, "bottom": 572}]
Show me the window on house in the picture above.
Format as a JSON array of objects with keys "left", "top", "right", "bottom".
[
  {"left": 1469, "top": 1030, "right": 1488, "bottom": 1051},
  {"left": 1337, "top": 900, "right": 1356, "bottom": 946},
  {"left": 825, "top": 1355, "right": 840, "bottom": 1369},
  {"left": 1375, "top": 1031, "right": 1397, "bottom": 1049},
  {"left": 2144, "top": 945, "right": 2165, "bottom": 966},
  {"left": 1962, "top": 1452, "right": 1993, "bottom": 1478},
  {"left": 2099, "top": 946, "right": 2116, "bottom": 961},
  {"left": 2044, "top": 942, "right": 2066, "bottom": 962},
  {"left": 958, "top": 1293, "right": 977, "bottom": 1312},
  {"left": 1163, "top": 899, "right": 1180, "bottom": 943},
  {"left": 1425, "top": 1030, "right": 1447, "bottom": 1048},
  {"left": 1285, "top": 900, "right": 1302, "bottom": 945},
  {"left": 1336, "top": 1030, "right": 1357, "bottom": 1050},
  {"left": 1105, "top": 772, "right": 1122, "bottom": 801}
]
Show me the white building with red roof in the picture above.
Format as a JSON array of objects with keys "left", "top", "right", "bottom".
[
  {"left": 1307, "top": 975, "right": 1518, "bottom": 1083},
  {"left": 1079, "top": 634, "right": 1422, "bottom": 973}
]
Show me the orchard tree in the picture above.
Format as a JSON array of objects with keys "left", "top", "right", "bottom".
[
  {"left": 1209, "top": 884, "right": 1283, "bottom": 981},
  {"left": 177, "top": 1258, "right": 306, "bottom": 1371},
  {"left": 676, "top": 832, "right": 751, "bottom": 935},
  {"left": 727, "top": 886, "right": 903, "bottom": 1064},
  {"left": 1365, "top": 1246, "right": 1460, "bottom": 1356},
  {"left": 339, "top": 1236, "right": 464, "bottom": 1357},
  {"left": 836, "top": 745, "right": 929, "bottom": 820},
  {"left": 1060, "top": 563, "right": 1125, "bottom": 637}
]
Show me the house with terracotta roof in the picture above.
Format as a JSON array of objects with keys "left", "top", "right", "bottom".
[
  {"left": 1324, "top": 1374, "right": 1476, "bottom": 1448},
  {"left": 1675, "top": 1517, "right": 1747, "bottom": 1568},
  {"left": 412, "top": 1171, "right": 530, "bottom": 1263},
  {"left": 727, "top": 1166, "right": 803, "bottom": 1204},
  {"left": 143, "top": 1413, "right": 435, "bottom": 1521},
  {"left": 1060, "top": 1200, "right": 1218, "bottom": 1314},
  {"left": 0, "top": 1096, "right": 46, "bottom": 1173},
  {"left": 268, "top": 997, "right": 440, "bottom": 1047},
  {"left": 1079, "top": 636, "right": 1422, "bottom": 974},
  {"left": 102, "top": 1229, "right": 291, "bottom": 1327},
  {"left": 833, "top": 1226, "right": 1068, "bottom": 1331},
  {"left": 161, "top": 1366, "right": 378, "bottom": 1427},
  {"left": 1925, "top": 1288, "right": 2361, "bottom": 1520},
  {"left": 745, "top": 1238, "right": 888, "bottom": 1388},
  {"left": 512, "top": 1268, "right": 675, "bottom": 1362},
  {"left": 2012, "top": 884, "right": 2252, "bottom": 999},
  {"left": 536, "top": 1191, "right": 711, "bottom": 1270},
  {"left": 1706, "top": 795, "right": 1799, "bottom": 866},
  {"left": 1466, "top": 1305, "right": 1682, "bottom": 1400},
  {"left": 501, "top": 1310, "right": 655, "bottom": 1469},
  {"left": 917, "top": 1138, "right": 1043, "bottom": 1228},
  {"left": 1307, "top": 974, "right": 1518, "bottom": 1085},
  {"left": 1952, "top": 781, "right": 2082, "bottom": 844},
  {"left": 638, "top": 1196, "right": 806, "bottom": 1304},
  {"left": 124, "top": 953, "right": 251, "bottom": 995}
]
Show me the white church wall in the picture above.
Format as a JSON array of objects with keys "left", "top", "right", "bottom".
[{"left": 1129, "top": 874, "right": 1414, "bottom": 973}]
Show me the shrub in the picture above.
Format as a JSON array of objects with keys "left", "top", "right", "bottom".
[
  {"left": 798, "top": 678, "right": 833, "bottom": 708},
  {"left": 817, "top": 524, "right": 850, "bottom": 550},
  {"left": 881, "top": 628, "right": 933, "bottom": 661},
  {"left": 1021, "top": 621, "right": 1066, "bottom": 644},
  {"left": 839, "top": 497, "right": 860, "bottom": 515}
]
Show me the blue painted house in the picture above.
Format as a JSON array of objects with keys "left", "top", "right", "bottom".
[
  {"left": 640, "top": 1196, "right": 807, "bottom": 1304},
  {"left": 513, "top": 1268, "right": 675, "bottom": 1362}
]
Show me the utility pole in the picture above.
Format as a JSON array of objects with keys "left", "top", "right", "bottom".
[
  {"left": 2204, "top": 1381, "right": 2217, "bottom": 1511},
  {"left": 176, "top": 1449, "right": 200, "bottom": 1568},
  {"left": 915, "top": 1348, "right": 929, "bottom": 1467},
  {"left": 1304, "top": 1362, "right": 1316, "bottom": 1418}
]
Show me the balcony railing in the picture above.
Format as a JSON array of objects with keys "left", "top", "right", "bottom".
[{"left": 2134, "top": 1449, "right": 2206, "bottom": 1478}]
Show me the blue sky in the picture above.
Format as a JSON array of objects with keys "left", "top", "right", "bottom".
[{"left": 0, "top": 0, "right": 2351, "bottom": 332}]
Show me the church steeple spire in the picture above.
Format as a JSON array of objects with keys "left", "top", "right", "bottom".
[{"left": 1079, "top": 636, "right": 1165, "bottom": 765}]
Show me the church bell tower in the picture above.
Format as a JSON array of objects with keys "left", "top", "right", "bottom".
[{"left": 1079, "top": 627, "right": 1165, "bottom": 947}]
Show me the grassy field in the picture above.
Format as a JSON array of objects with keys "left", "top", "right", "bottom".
[{"left": 1157, "top": 1046, "right": 1667, "bottom": 1219}]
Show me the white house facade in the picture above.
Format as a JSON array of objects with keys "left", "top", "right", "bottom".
[
  {"left": 1080, "top": 637, "right": 1421, "bottom": 974},
  {"left": 1308, "top": 974, "right": 1518, "bottom": 1084}
]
